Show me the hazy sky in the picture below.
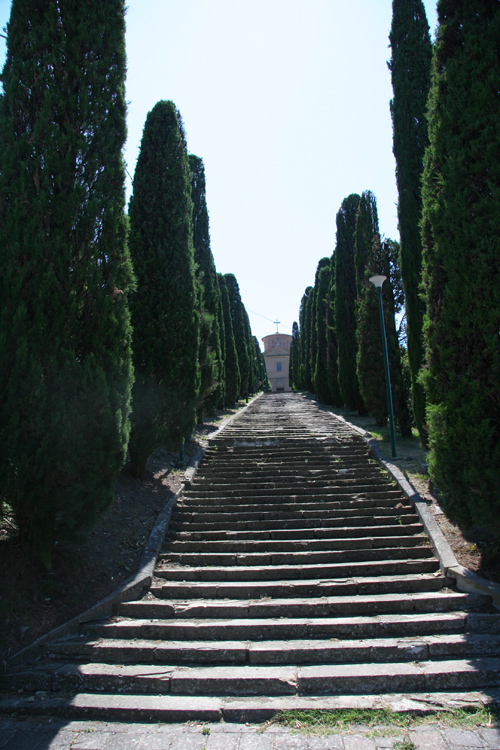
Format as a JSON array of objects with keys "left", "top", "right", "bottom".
[{"left": 0, "top": 0, "right": 438, "bottom": 349}]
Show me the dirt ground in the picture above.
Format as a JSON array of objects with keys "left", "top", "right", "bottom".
[
  {"left": 1, "top": 395, "right": 498, "bottom": 668},
  {"left": 0, "top": 405, "right": 236, "bottom": 666}
]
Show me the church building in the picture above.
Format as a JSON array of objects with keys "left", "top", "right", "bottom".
[{"left": 262, "top": 331, "right": 292, "bottom": 393}]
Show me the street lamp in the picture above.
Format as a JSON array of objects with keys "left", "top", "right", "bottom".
[{"left": 369, "top": 275, "right": 398, "bottom": 460}]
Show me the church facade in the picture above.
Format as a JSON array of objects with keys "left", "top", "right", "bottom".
[{"left": 262, "top": 332, "right": 292, "bottom": 393}]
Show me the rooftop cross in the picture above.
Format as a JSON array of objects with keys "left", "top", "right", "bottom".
[{"left": 273, "top": 319, "right": 281, "bottom": 333}]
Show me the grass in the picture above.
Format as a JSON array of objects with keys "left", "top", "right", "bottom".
[{"left": 274, "top": 706, "right": 500, "bottom": 735}]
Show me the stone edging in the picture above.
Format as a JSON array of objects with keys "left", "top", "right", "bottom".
[
  {"left": 7, "top": 392, "right": 264, "bottom": 669},
  {"left": 335, "top": 411, "right": 500, "bottom": 611}
]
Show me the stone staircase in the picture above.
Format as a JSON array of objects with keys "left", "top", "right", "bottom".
[{"left": 2, "top": 392, "right": 500, "bottom": 722}]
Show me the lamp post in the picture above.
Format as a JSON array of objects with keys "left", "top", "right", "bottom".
[{"left": 369, "top": 275, "right": 398, "bottom": 460}]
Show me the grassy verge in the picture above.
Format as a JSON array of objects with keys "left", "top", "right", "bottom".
[{"left": 274, "top": 705, "right": 500, "bottom": 735}]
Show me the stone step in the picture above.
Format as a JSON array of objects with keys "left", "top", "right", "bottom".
[
  {"left": 81, "top": 612, "right": 500, "bottom": 642},
  {"left": 158, "top": 545, "right": 435, "bottom": 568},
  {"left": 181, "top": 486, "right": 402, "bottom": 500},
  {"left": 155, "top": 557, "right": 440, "bottom": 581},
  {"left": 170, "top": 512, "right": 421, "bottom": 533},
  {"left": 187, "top": 477, "right": 393, "bottom": 492},
  {"left": 173, "top": 506, "right": 415, "bottom": 524},
  {"left": 172, "top": 523, "right": 425, "bottom": 542},
  {"left": 196, "top": 466, "right": 383, "bottom": 479},
  {"left": 116, "top": 591, "right": 490, "bottom": 621},
  {"left": 43, "top": 632, "right": 500, "bottom": 666},
  {"left": 162, "top": 533, "right": 429, "bottom": 554},
  {"left": 10, "top": 658, "right": 500, "bottom": 697},
  {"left": 150, "top": 572, "right": 448, "bottom": 600},
  {"left": 6, "top": 691, "right": 500, "bottom": 724}
]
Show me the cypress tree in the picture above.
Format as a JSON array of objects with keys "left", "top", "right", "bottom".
[
  {"left": 326, "top": 252, "right": 343, "bottom": 407},
  {"left": 421, "top": 0, "right": 500, "bottom": 536},
  {"left": 333, "top": 194, "right": 365, "bottom": 413},
  {"left": 298, "top": 288, "right": 312, "bottom": 390},
  {"left": 311, "top": 258, "right": 330, "bottom": 396},
  {"left": 128, "top": 101, "right": 200, "bottom": 479},
  {"left": 224, "top": 273, "right": 249, "bottom": 399},
  {"left": 243, "top": 307, "right": 256, "bottom": 396},
  {"left": 382, "top": 238, "right": 413, "bottom": 438},
  {"left": 289, "top": 322, "right": 300, "bottom": 390},
  {"left": 355, "top": 191, "right": 388, "bottom": 425},
  {"left": 0, "top": 0, "right": 134, "bottom": 568},
  {"left": 218, "top": 274, "right": 240, "bottom": 405},
  {"left": 189, "top": 155, "right": 222, "bottom": 419},
  {"left": 314, "top": 263, "right": 333, "bottom": 404},
  {"left": 302, "top": 288, "right": 315, "bottom": 392},
  {"left": 389, "top": 0, "right": 432, "bottom": 444}
]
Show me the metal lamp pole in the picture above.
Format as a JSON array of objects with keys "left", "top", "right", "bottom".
[{"left": 369, "top": 274, "right": 398, "bottom": 460}]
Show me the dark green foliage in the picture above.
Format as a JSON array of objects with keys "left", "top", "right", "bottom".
[
  {"left": 311, "top": 258, "right": 330, "bottom": 397},
  {"left": 355, "top": 192, "right": 388, "bottom": 425},
  {"left": 298, "top": 287, "right": 313, "bottom": 390},
  {"left": 224, "top": 274, "right": 249, "bottom": 399},
  {"left": 389, "top": 0, "right": 432, "bottom": 444},
  {"left": 218, "top": 274, "right": 240, "bottom": 405},
  {"left": 189, "top": 155, "right": 223, "bottom": 419},
  {"left": 0, "top": 0, "right": 134, "bottom": 568},
  {"left": 128, "top": 101, "right": 200, "bottom": 478},
  {"left": 420, "top": 0, "right": 500, "bottom": 536},
  {"left": 355, "top": 193, "right": 411, "bottom": 435},
  {"left": 326, "top": 253, "right": 343, "bottom": 407},
  {"left": 289, "top": 322, "right": 300, "bottom": 390},
  {"left": 252, "top": 336, "right": 266, "bottom": 392},
  {"left": 333, "top": 194, "right": 365, "bottom": 412},
  {"left": 313, "top": 260, "right": 333, "bottom": 403},
  {"left": 242, "top": 308, "right": 256, "bottom": 396},
  {"left": 382, "top": 239, "right": 413, "bottom": 438}
]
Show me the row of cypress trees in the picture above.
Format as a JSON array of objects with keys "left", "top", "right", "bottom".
[
  {"left": 289, "top": 189, "right": 411, "bottom": 440},
  {"left": 292, "top": 0, "right": 500, "bottom": 542},
  {"left": 390, "top": 0, "right": 500, "bottom": 539},
  {"left": 0, "top": 3, "right": 263, "bottom": 567}
]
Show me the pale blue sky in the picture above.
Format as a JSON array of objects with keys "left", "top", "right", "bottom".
[{"left": 0, "top": 0, "right": 438, "bottom": 348}]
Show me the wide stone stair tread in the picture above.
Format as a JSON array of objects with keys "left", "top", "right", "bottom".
[
  {"left": 154, "top": 558, "right": 442, "bottom": 581},
  {"left": 79, "top": 611, "right": 500, "bottom": 642},
  {"left": 5, "top": 392, "right": 500, "bottom": 722},
  {"left": 162, "top": 533, "right": 429, "bottom": 553},
  {"left": 157, "top": 547, "right": 436, "bottom": 569},
  {"left": 170, "top": 522, "right": 425, "bottom": 541},
  {"left": 9, "top": 658, "right": 500, "bottom": 698},
  {"left": 171, "top": 512, "right": 421, "bottom": 532},
  {"left": 115, "top": 591, "right": 490, "bottom": 620},
  {"left": 41, "top": 632, "right": 500, "bottom": 666},
  {"left": 150, "top": 572, "right": 448, "bottom": 599}
]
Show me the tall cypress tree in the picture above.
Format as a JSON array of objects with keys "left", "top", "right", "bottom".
[
  {"left": 355, "top": 191, "right": 388, "bottom": 425},
  {"left": 218, "top": 274, "right": 240, "bottom": 405},
  {"left": 421, "top": 0, "right": 500, "bottom": 536},
  {"left": 314, "top": 263, "right": 334, "bottom": 404},
  {"left": 224, "top": 273, "right": 249, "bottom": 399},
  {"left": 302, "top": 288, "right": 315, "bottom": 392},
  {"left": 298, "top": 288, "right": 312, "bottom": 390},
  {"left": 189, "top": 155, "right": 222, "bottom": 419},
  {"left": 289, "top": 321, "right": 300, "bottom": 390},
  {"left": 326, "top": 252, "right": 343, "bottom": 407},
  {"left": 128, "top": 101, "right": 200, "bottom": 479},
  {"left": 333, "top": 194, "right": 364, "bottom": 413},
  {"left": 311, "top": 258, "right": 330, "bottom": 396},
  {"left": 0, "top": 0, "right": 134, "bottom": 568},
  {"left": 389, "top": 0, "right": 432, "bottom": 444}
]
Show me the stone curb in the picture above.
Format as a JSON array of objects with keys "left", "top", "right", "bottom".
[
  {"left": 6, "top": 392, "right": 264, "bottom": 670},
  {"left": 335, "top": 409, "right": 500, "bottom": 611}
]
